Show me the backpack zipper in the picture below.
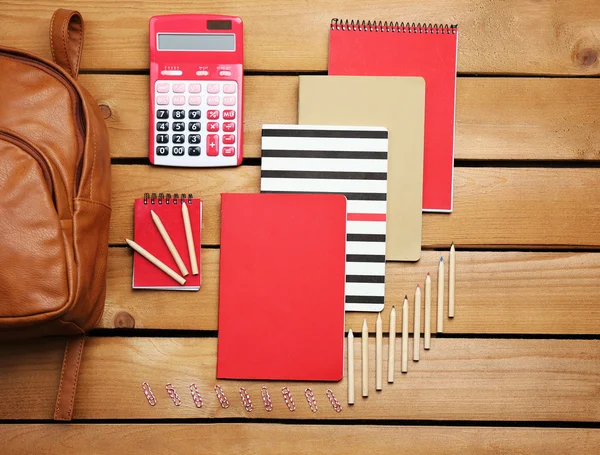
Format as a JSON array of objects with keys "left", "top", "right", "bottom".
[
  {"left": 0, "top": 130, "right": 55, "bottom": 202},
  {"left": 0, "top": 50, "right": 86, "bottom": 194}
]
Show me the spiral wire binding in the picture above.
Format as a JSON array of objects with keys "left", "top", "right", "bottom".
[
  {"left": 239, "top": 387, "right": 254, "bottom": 412},
  {"left": 330, "top": 18, "right": 457, "bottom": 34},
  {"left": 189, "top": 383, "right": 203, "bottom": 408},
  {"left": 304, "top": 387, "right": 318, "bottom": 413},
  {"left": 214, "top": 384, "right": 230, "bottom": 408},
  {"left": 141, "top": 382, "right": 157, "bottom": 406},
  {"left": 281, "top": 387, "right": 296, "bottom": 411},
  {"left": 165, "top": 383, "right": 181, "bottom": 406},
  {"left": 261, "top": 386, "right": 273, "bottom": 412},
  {"left": 326, "top": 389, "right": 342, "bottom": 413},
  {"left": 145, "top": 192, "right": 194, "bottom": 205}
]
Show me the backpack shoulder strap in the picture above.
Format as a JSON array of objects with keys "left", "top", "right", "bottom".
[{"left": 53, "top": 335, "right": 85, "bottom": 421}]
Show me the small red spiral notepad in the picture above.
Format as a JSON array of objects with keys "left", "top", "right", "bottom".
[
  {"left": 217, "top": 193, "right": 347, "bottom": 381},
  {"left": 132, "top": 192, "right": 202, "bottom": 290},
  {"left": 329, "top": 19, "right": 458, "bottom": 212}
]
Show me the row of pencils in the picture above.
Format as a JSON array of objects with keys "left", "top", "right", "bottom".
[{"left": 347, "top": 243, "right": 456, "bottom": 404}]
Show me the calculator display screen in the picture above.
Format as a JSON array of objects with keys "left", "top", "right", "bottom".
[{"left": 157, "top": 33, "right": 235, "bottom": 51}]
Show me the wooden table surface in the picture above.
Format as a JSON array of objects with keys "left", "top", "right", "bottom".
[{"left": 1, "top": 1, "right": 600, "bottom": 453}]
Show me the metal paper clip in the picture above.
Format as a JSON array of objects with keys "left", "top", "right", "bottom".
[
  {"left": 261, "top": 386, "right": 273, "bottom": 412},
  {"left": 142, "top": 382, "right": 157, "bottom": 406},
  {"left": 326, "top": 389, "right": 342, "bottom": 413},
  {"left": 189, "top": 383, "right": 203, "bottom": 408},
  {"left": 281, "top": 386, "right": 296, "bottom": 411},
  {"left": 239, "top": 387, "right": 254, "bottom": 412},
  {"left": 165, "top": 383, "right": 181, "bottom": 406},
  {"left": 304, "top": 387, "right": 318, "bottom": 413},
  {"left": 214, "top": 384, "right": 230, "bottom": 409}
]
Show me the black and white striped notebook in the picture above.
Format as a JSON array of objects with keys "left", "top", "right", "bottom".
[{"left": 261, "top": 124, "right": 388, "bottom": 312}]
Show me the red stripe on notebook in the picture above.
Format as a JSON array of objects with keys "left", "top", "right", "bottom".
[{"left": 347, "top": 213, "right": 386, "bottom": 222}]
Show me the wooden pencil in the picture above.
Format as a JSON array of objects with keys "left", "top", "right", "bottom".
[
  {"left": 424, "top": 273, "right": 432, "bottom": 350},
  {"left": 401, "top": 296, "right": 408, "bottom": 373},
  {"left": 449, "top": 242, "right": 456, "bottom": 318},
  {"left": 413, "top": 284, "right": 421, "bottom": 361},
  {"left": 376, "top": 312, "right": 383, "bottom": 391},
  {"left": 437, "top": 256, "right": 444, "bottom": 333},
  {"left": 181, "top": 201, "right": 199, "bottom": 275},
  {"left": 125, "top": 238, "right": 186, "bottom": 285},
  {"left": 387, "top": 306, "right": 396, "bottom": 383},
  {"left": 362, "top": 319, "right": 369, "bottom": 397},
  {"left": 150, "top": 210, "right": 189, "bottom": 277},
  {"left": 347, "top": 329, "right": 354, "bottom": 405}
]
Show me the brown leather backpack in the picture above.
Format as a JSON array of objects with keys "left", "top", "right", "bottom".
[{"left": 0, "top": 9, "right": 111, "bottom": 420}]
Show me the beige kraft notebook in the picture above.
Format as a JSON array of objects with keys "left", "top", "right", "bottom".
[{"left": 298, "top": 76, "right": 425, "bottom": 261}]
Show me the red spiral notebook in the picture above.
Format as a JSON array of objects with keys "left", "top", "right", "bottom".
[
  {"left": 329, "top": 20, "right": 458, "bottom": 212},
  {"left": 132, "top": 193, "right": 202, "bottom": 290},
  {"left": 217, "top": 193, "right": 347, "bottom": 381}
]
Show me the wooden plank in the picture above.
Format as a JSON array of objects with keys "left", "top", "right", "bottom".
[
  {"left": 109, "top": 165, "right": 600, "bottom": 247},
  {"left": 2, "top": 1, "right": 599, "bottom": 75},
  {"left": 0, "top": 337, "right": 598, "bottom": 420},
  {"left": 103, "top": 249, "right": 600, "bottom": 335},
  {"left": 80, "top": 75, "right": 600, "bottom": 161},
  {"left": 1, "top": 424, "right": 599, "bottom": 455}
]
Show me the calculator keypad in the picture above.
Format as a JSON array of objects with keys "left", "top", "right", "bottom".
[{"left": 153, "top": 80, "right": 239, "bottom": 164}]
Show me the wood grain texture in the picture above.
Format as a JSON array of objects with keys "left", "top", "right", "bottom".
[
  {"left": 2, "top": 0, "right": 599, "bottom": 74},
  {"left": 103, "top": 249, "right": 600, "bottom": 334},
  {"left": 1, "top": 424, "right": 599, "bottom": 455},
  {"left": 79, "top": 75, "right": 600, "bottom": 161},
  {"left": 0, "top": 337, "right": 598, "bottom": 420},
  {"left": 109, "top": 165, "right": 600, "bottom": 247}
]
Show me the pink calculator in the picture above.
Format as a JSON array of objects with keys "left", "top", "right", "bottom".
[{"left": 149, "top": 14, "right": 243, "bottom": 167}]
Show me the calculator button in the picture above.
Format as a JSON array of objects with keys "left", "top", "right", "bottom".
[
  {"left": 156, "top": 134, "right": 169, "bottom": 144},
  {"left": 207, "top": 134, "right": 219, "bottom": 156},
  {"left": 222, "top": 146, "right": 235, "bottom": 157},
  {"left": 161, "top": 70, "right": 183, "bottom": 76},
  {"left": 172, "top": 146, "right": 185, "bottom": 156},
  {"left": 188, "top": 134, "right": 201, "bottom": 144},
  {"left": 223, "top": 84, "right": 236, "bottom": 94},
  {"left": 156, "top": 83, "right": 169, "bottom": 93},
  {"left": 223, "top": 134, "right": 235, "bottom": 145},
  {"left": 188, "top": 83, "right": 201, "bottom": 93},
  {"left": 188, "top": 96, "right": 202, "bottom": 106},
  {"left": 223, "top": 96, "right": 236, "bottom": 106},
  {"left": 196, "top": 70, "right": 209, "bottom": 76},
  {"left": 156, "top": 109, "right": 169, "bottom": 119},
  {"left": 156, "top": 146, "right": 169, "bottom": 156},
  {"left": 173, "top": 110, "right": 186, "bottom": 119},
  {"left": 156, "top": 95, "right": 169, "bottom": 105},
  {"left": 188, "top": 110, "right": 201, "bottom": 119},
  {"left": 219, "top": 70, "right": 232, "bottom": 77},
  {"left": 207, "top": 110, "right": 220, "bottom": 120},
  {"left": 156, "top": 122, "right": 169, "bottom": 132},
  {"left": 223, "top": 110, "right": 236, "bottom": 120},
  {"left": 172, "top": 95, "right": 185, "bottom": 105},
  {"left": 188, "top": 146, "right": 201, "bottom": 156},
  {"left": 173, "top": 83, "right": 186, "bottom": 93},
  {"left": 207, "top": 122, "right": 219, "bottom": 132},
  {"left": 189, "top": 122, "right": 201, "bottom": 132},
  {"left": 207, "top": 84, "right": 220, "bottom": 94},
  {"left": 172, "top": 134, "right": 185, "bottom": 144},
  {"left": 173, "top": 122, "right": 185, "bottom": 132},
  {"left": 223, "top": 122, "right": 236, "bottom": 132},
  {"left": 207, "top": 96, "right": 220, "bottom": 106}
]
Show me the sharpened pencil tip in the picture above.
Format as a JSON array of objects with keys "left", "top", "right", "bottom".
[
  {"left": 392, "top": 305, "right": 395, "bottom": 309},
  {"left": 417, "top": 283, "right": 420, "bottom": 288},
  {"left": 427, "top": 272, "right": 430, "bottom": 276},
  {"left": 404, "top": 295, "right": 408, "bottom": 300},
  {"left": 440, "top": 256, "right": 444, "bottom": 262},
  {"left": 451, "top": 241, "right": 454, "bottom": 246}
]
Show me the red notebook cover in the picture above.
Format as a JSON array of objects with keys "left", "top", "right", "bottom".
[
  {"left": 217, "top": 193, "right": 347, "bottom": 381},
  {"left": 132, "top": 193, "right": 202, "bottom": 290},
  {"left": 329, "top": 21, "right": 458, "bottom": 212}
]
